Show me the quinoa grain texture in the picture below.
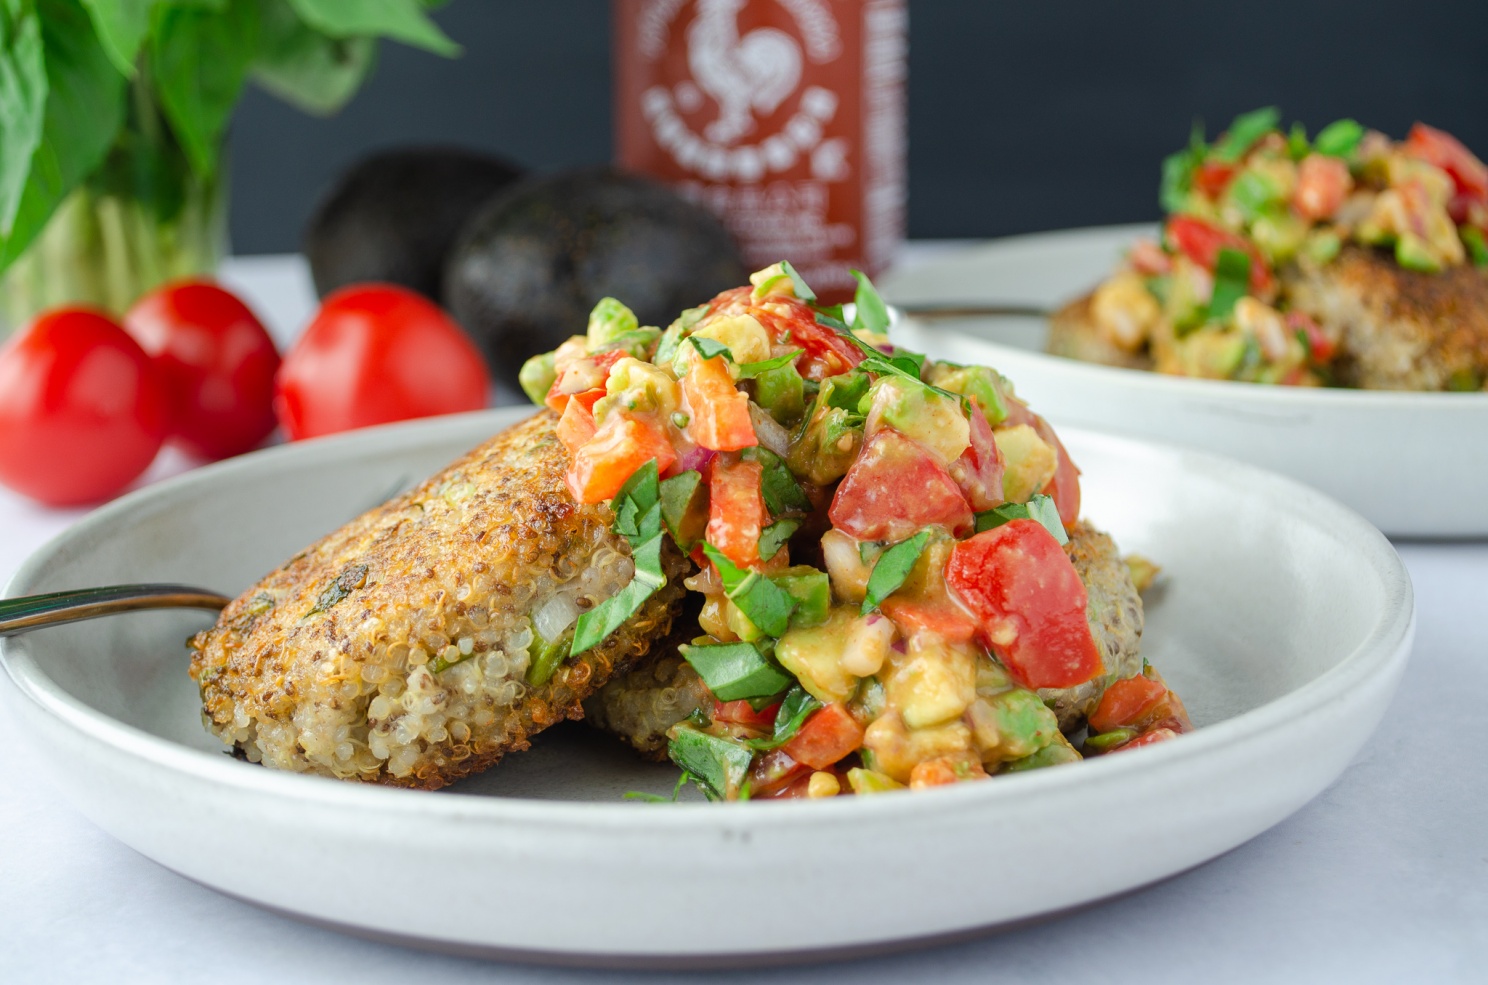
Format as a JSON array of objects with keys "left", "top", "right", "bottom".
[{"left": 188, "top": 411, "right": 689, "bottom": 790}]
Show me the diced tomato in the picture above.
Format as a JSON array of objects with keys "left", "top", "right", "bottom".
[
  {"left": 683, "top": 355, "right": 757, "bottom": 452},
  {"left": 945, "top": 519, "right": 1103, "bottom": 690},
  {"left": 1033, "top": 415, "right": 1081, "bottom": 529},
  {"left": 707, "top": 457, "right": 766, "bottom": 568},
  {"left": 1293, "top": 154, "right": 1352, "bottom": 221},
  {"left": 1128, "top": 239, "right": 1173, "bottom": 277},
  {"left": 1287, "top": 311, "right": 1336, "bottom": 363},
  {"left": 948, "top": 397, "right": 1004, "bottom": 512},
  {"left": 565, "top": 413, "right": 677, "bottom": 504},
  {"left": 747, "top": 747, "right": 809, "bottom": 798},
  {"left": 908, "top": 754, "right": 987, "bottom": 789},
  {"left": 1165, "top": 215, "right": 1275, "bottom": 296},
  {"left": 1089, "top": 674, "right": 1169, "bottom": 733},
  {"left": 1405, "top": 123, "right": 1488, "bottom": 202},
  {"left": 1193, "top": 160, "right": 1238, "bottom": 199},
  {"left": 713, "top": 699, "right": 779, "bottom": 730},
  {"left": 705, "top": 287, "right": 864, "bottom": 381},
  {"left": 829, "top": 428, "right": 973, "bottom": 542},
  {"left": 1113, "top": 728, "right": 1180, "bottom": 752},
  {"left": 545, "top": 350, "right": 626, "bottom": 413},
  {"left": 782, "top": 704, "right": 864, "bottom": 770},
  {"left": 556, "top": 398, "right": 597, "bottom": 456},
  {"left": 881, "top": 595, "right": 979, "bottom": 643}
]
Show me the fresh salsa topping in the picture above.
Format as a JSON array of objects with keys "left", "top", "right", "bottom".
[
  {"left": 521, "top": 262, "right": 1188, "bottom": 800},
  {"left": 1095, "top": 109, "right": 1488, "bottom": 384}
]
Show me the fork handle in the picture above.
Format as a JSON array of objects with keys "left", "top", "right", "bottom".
[{"left": 0, "top": 585, "right": 231, "bottom": 638}]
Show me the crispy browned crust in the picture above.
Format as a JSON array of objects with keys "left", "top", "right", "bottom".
[
  {"left": 187, "top": 411, "right": 689, "bottom": 790},
  {"left": 1046, "top": 293, "right": 1154, "bottom": 371},
  {"left": 1282, "top": 246, "right": 1488, "bottom": 390}
]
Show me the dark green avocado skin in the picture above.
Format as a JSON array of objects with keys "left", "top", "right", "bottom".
[
  {"left": 442, "top": 168, "right": 748, "bottom": 388},
  {"left": 304, "top": 147, "right": 524, "bottom": 301}
]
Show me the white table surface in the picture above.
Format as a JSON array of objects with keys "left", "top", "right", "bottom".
[{"left": 1, "top": 251, "right": 1485, "bottom": 982}]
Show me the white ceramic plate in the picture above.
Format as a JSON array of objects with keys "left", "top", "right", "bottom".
[
  {"left": 881, "top": 224, "right": 1488, "bottom": 538},
  {"left": 0, "top": 407, "right": 1413, "bottom": 966}
]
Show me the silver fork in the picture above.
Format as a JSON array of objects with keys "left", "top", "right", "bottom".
[{"left": 0, "top": 585, "right": 230, "bottom": 638}]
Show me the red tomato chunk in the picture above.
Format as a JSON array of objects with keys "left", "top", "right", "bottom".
[
  {"left": 829, "top": 428, "right": 973, "bottom": 542},
  {"left": 707, "top": 457, "right": 767, "bottom": 568},
  {"left": 782, "top": 704, "right": 864, "bottom": 770}
]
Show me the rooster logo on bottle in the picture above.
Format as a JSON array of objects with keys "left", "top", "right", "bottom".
[
  {"left": 637, "top": 0, "right": 845, "bottom": 183},
  {"left": 688, "top": 0, "right": 803, "bottom": 145}
]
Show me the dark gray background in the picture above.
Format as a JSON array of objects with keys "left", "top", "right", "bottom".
[{"left": 228, "top": 0, "right": 1488, "bottom": 255}]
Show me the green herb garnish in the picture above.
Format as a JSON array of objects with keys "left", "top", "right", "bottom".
[
  {"left": 850, "top": 268, "right": 891, "bottom": 335},
  {"left": 1313, "top": 118, "right": 1364, "bottom": 158},
  {"left": 1159, "top": 119, "right": 1207, "bottom": 212},
  {"left": 758, "top": 518, "right": 799, "bottom": 562},
  {"left": 659, "top": 470, "right": 706, "bottom": 551},
  {"left": 974, "top": 493, "right": 1068, "bottom": 544},
  {"left": 745, "top": 685, "right": 821, "bottom": 751},
  {"left": 736, "top": 349, "right": 803, "bottom": 379},
  {"left": 780, "top": 259, "right": 816, "bottom": 302},
  {"left": 1212, "top": 106, "right": 1279, "bottom": 163},
  {"left": 1461, "top": 226, "right": 1488, "bottom": 268},
  {"left": 667, "top": 724, "right": 753, "bottom": 801},
  {"left": 680, "top": 640, "right": 793, "bottom": 702},
  {"left": 1287, "top": 121, "right": 1310, "bottom": 160},
  {"left": 744, "top": 445, "right": 811, "bottom": 515},
  {"left": 1207, "top": 247, "right": 1252, "bottom": 322},
  {"left": 703, "top": 543, "right": 797, "bottom": 638},
  {"left": 861, "top": 530, "right": 930, "bottom": 614},
  {"left": 571, "top": 462, "right": 667, "bottom": 655},
  {"left": 774, "top": 569, "right": 831, "bottom": 628},
  {"left": 687, "top": 336, "right": 732, "bottom": 361}
]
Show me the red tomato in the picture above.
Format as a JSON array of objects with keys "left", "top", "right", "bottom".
[
  {"left": 1292, "top": 154, "right": 1352, "bottom": 222},
  {"left": 1088, "top": 674, "right": 1169, "bottom": 733},
  {"left": 829, "top": 428, "right": 973, "bottom": 542},
  {"left": 556, "top": 396, "right": 597, "bottom": 456},
  {"left": 565, "top": 413, "right": 677, "bottom": 504},
  {"left": 123, "top": 279, "right": 279, "bottom": 460},
  {"left": 945, "top": 520, "right": 1102, "bottom": 689},
  {"left": 275, "top": 284, "right": 488, "bottom": 441},
  {"left": 0, "top": 308, "right": 167, "bottom": 505},
  {"left": 880, "top": 595, "right": 978, "bottom": 643},
  {"left": 707, "top": 457, "right": 766, "bottom": 567},
  {"left": 704, "top": 287, "right": 863, "bottom": 381},
  {"left": 1033, "top": 415, "right": 1081, "bottom": 529},
  {"left": 545, "top": 350, "right": 627, "bottom": 414},
  {"left": 683, "top": 355, "right": 757, "bottom": 452},
  {"left": 747, "top": 747, "right": 808, "bottom": 798},
  {"left": 1193, "top": 161, "right": 1237, "bottom": 199},
  {"left": 1114, "top": 728, "right": 1180, "bottom": 752},
  {"left": 713, "top": 699, "right": 779, "bottom": 729},
  {"left": 1128, "top": 239, "right": 1172, "bottom": 277},
  {"left": 1405, "top": 123, "right": 1488, "bottom": 202},
  {"left": 782, "top": 704, "right": 864, "bottom": 770},
  {"left": 1287, "top": 311, "right": 1336, "bottom": 363},
  {"left": 1165, "top": 215, "right": 1275, "bottom": 296},
  {"left": 947, "top": 397, "right": 1004, "bottom": 512}
]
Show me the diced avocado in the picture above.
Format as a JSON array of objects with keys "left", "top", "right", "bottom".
[
  {"left": 592, "top": 326, "right": 662, "bottom": 360},
  {"left": 1225, "top": 169, "right": 1285, "bottom": 222},
  {"left": 586, "top": 297, "right": 640, "bottom": 348},
  {"left": 865, "top": 376, "right": 970, "bottom": 464},
  {"left": 925, "top": 363, "right": 1008, "bottom": 424},
  {"left": 518, "top": 351, "right": 557, "bottom": 405},
  {"left": 725, "top": 600, "right": 766, "bottom": 642},
  {"left": 775, "top": 607, "right": 860, "bottom": 704},
  {"left": 846, "top": 767, "right": 905, "bottom": 794},
  {"left": 753, "top": 362, "right": 807, "bottom": 425},
  {"left": 774, "top": 567, "right": 832, "bottom": 628},
  {"left": 993, "top": 424, "right": 1057, "bottom": 503},
  {"left": 594, "top": 358, "right": 682, "bottom": 427},
  {"left": 984, "top": 687, "right": 1060, "bottom": 760},
  {"left": 693, "top": 313, "right": 771, "bottom": 365},
  {"left": 1001, "top": 731, "right": 1083, "bottom": 772},
  {"left": 1396, "top": 233, "right": 1443, "bottom": 273},
  {"left": 1250, "top": 209, "right": 1308, "bottom": 264},
  {"left": 788, "top": 406, "right": 862, "bottom": 485}
]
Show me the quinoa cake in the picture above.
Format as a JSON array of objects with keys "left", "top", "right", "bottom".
[{"left": 187, "top": 411, "right": 689, "bottom": 790}]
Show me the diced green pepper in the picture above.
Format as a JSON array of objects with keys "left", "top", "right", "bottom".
[
  {"left": 1083, "top": 728, "right": 1137, "bottom": 753},
  {"left": 753, "top": 361, "right": 807, "bottom": 424},
  {"left": 527, "top": 628, "right": 573, "bottom": 686}
]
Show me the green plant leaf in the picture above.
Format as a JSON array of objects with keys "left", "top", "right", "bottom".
[
  {"left": 570, "top": 531, "right": 666, "bottom": 655},
  {"left": 0, "top": 0, "right": 48, "bottom": 235},
  {"left": 974, "top": 493, "right": 1068, "bottom": 544},
  {"left": 150, "top": 0, "right": 259, "bottom": 177},
  {"left": 861, "top": 529, "right": 930, "bottom": 614},
  {"left": 252, "top": 0, "right": 376, "bottom": 116},
  {"left": 681, "top": 640, "right": 793, "bottom": 702},
  {"left": 1207, "top": 246, "right": 1251, "bottom": 322},
  {"left": 703, "top": 543, "right": 797, "bottom": 638},
  {"left": 1213, "top": 106, "right": 1279, "bottom": 163},
  {"left": 850, "top": 268, "right": 890, "bottom": 335},
  {"left": 745, "top": 685, "right": 820, "bottom": 751},
  {"left": 285, "top": 0, "right": 459, "bottom": 56},
  {"left": 0, "top": 0, "right": 126, "bottom": 272},
  {"left": 79, "top": 0, "right": 157, "bottom": 76},
  {"left": 757, "top": 518, "right": 799, "bottom": 562}
]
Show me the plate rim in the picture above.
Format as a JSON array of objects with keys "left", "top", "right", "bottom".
[{"left": 0, "top": 407, "right": 1417, "bottom": 829}]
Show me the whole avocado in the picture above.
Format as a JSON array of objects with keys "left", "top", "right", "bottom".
[
  {"left": 443, "top": 168, "right": 748, "bottom": 388},
  {"left": 305, "top": 147, "right": 524, "bottom": 301}
]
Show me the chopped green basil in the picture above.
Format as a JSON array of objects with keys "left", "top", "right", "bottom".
[
  {"left": 1207, "top": 247, "right": 1252, "bottom": 322},
  {"left": 570, "top": 533, "right": 666, "bottom": 655},
  {"left": 974, "top": 493, "right": 1068, "bottom": 545},
  {"left": 744, "top": 445, "right": 811, "bottom": 515},
  {"left": 703, "top": 543, "right": 798, "bottom": 638},
  {"left": 850, "top": 269, "right": 891, "bottom": 335},
  {"left": 758, "top": 518, "right": 800, "bottom": 562},
  {"left": 822, "top": 371, "right": 872, "bottom": 412},
  {"left": 813, "top": 308, "right": 850, "bottom": 333},
  {"left": 1313, "top": 118, "right": 1364, "bottom": 158},
  {"left": 861, "top": 530, "right": 931, "bottom": 615},
  {"left": 659, "top": 470, "right": 706, "bottom": 551},
  {"left": 753, "top": 361, "right": 807, "bottom": 424},
  {"left": 1462, "top": 226, "right": 1488, "bottom": 268},
  {"left": 308, "top": 564, "right": 367, "bottom": 616},
  {"left": 667, "top": 724, "right": 754, "bottom": 801},
  {"left": 1226, "top": 170, "right": 1283, "bottom": 221},
  {"left": 653, "top": 322, "right": 686, "bottom": 366},
  {"left": 746, "top": 685, "right": 821, "bottom": 751},
  {"left": 1213, "top": 106, "right": 1279, "bottom": 163},
  {"left": 681, "top": 641, "right": 794, "bottom": 702},
  {"left": 688, "top": 336, "right": 732, "bottom": 361},
  {"left": 736, "top": 349, "right": 803, "bottom": 379},
  {"left": 1287, "top": 121, "right": 1310, "bottom": 160},
  {"left": 610, "top": 460, "right": 661, "bottom": 541},
  {"left": 774, "top": 568, "right": 831, "bottom": 628},
  {"left": 780, "top": 260, "right": 817, "bottom": 302},
  {"left": 1159, "top": 119, "right": 1207, "bottom": 212},
  {"left": 862, "top": 353, "right": 969, "bottom": 415}
]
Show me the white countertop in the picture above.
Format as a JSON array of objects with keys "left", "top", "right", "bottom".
[{"left": 1, "top": 252, "right": 1484, "bottom": 982}]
